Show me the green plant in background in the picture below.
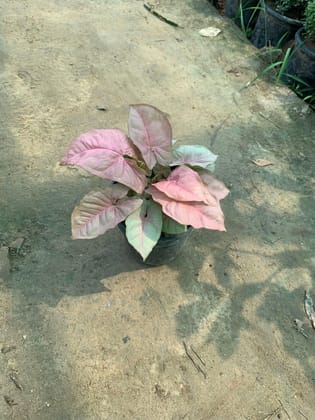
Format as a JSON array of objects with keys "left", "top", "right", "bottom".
[
  {"left": 248, "top": 45, "right": 292, "bottom": 85},
  {"left": 305, "top": 1, "right": 315, "bottom": 41},
  {"left": 248, "top": 44, "right": 315, "bottom": 109},
  {"left": 284, "top": 70, "right": 315, "bottom": 108},
  {"left": 245, "top": 1, "right": 315, "bottom": 108},
  {"left": 237, "top": 0, "right": 262, "bottom": 37},
  {"left": 275, "top": 0, "right": 308, "bottom": 17}
]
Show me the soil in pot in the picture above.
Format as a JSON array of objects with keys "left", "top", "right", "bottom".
[
  {"left": 281, "top": 28, "right": 315, "bottom": 97},
  {"left": 251, "top": 0, "right": 303, "bottom": 48},
  {"left": 118, "top": 223, "right": 193, "bottom": 266}
]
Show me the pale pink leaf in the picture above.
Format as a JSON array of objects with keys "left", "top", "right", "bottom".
[
  {"left": 128, "top": 104, "right": 173, "bottom": 169},
  {"left": 148, "top": 186, "right": 226, "bottom": 231},
  {"left": 71, "top": 184, "right": 143, "bottom": 239},
  {"left": 125, "top": 199, "right": 162, "bottom": 261},
  {"left": 152, "top": 166, "right": 215, "bottom": 205},
  {"left": 62, "top": 129, "right": 147, "bottom": 193},
  {"left": 170, "top": 145, "right": 218, "bottom": 169},
  {"left": 199, "top": 171, "right": 229, "bottom": 201}
]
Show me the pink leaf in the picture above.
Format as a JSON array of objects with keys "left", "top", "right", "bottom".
[
  {"left": 198, "top": 171, "right": 229, "bottom": 201},
  {"left": 71, "top": 184, "right": 143, "bottom": 239},
  {"left": 128, "top": 104, "right": 173, "bottom": 169},
  {"left": 148, "top": 186, "right": 226, "bottom": 231},
  {"left": 62, "top": 129, "right": 147, "bottom": 193},
  {"left": 152, "top": 166, "right": 215, "bottom": 205}
]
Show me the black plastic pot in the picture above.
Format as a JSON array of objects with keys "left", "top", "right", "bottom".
[
  {"left": 118, "top": 223, "right": 193, "bottom": 266},
  {"left": 251, "top": 0, "right": 303, "bottom": 48},
  {"left": 281, "top": 28, "right": 315, "bottom": 96},
  {"left": 225, "top": 0, "right": 259, "bottom": 31}
]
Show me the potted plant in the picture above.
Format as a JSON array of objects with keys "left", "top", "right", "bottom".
[
  {"left": 282, "top": 1, "right": 315, "bottom": 98},
  {"left": 251, "top": 0, "right": 307, "bottom": 48},
  {"left": 61, "top": 105, "right": 229, "bottom": 265}
]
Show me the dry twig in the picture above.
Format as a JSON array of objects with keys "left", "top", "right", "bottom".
[
  {"left": 183, "top": 341, "right": 206, "bottom": 379},
  {"left": 190, "top": 345, "right": 206, "bottom": 366},
  {"left": 9, "top": 373, "right": 23, "bottom": 391},
  {"left": 294, "top": 319, "right": 309, "bottom": 339},
  {"left": 278, "top": 399, "right": 291, "bottom": 419},
  {"left": 143, "top": 3, "right": 182, "bottom": 28},
  {"left": 298, "top": 409, "right": 309, "bottom": 420}
]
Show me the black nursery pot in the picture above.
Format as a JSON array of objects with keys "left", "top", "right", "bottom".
[
  {"left": 251, "top": 0, "right": 303, "bottom": 48},
  {"left": 281, "top": 28, "right": 315, "bottom": 96},
  {"left": 225, "top": 0, "right": 260, "bottom": 31},
  {"left": 118, "top": 223, "right": 193, "bottom": 266}
]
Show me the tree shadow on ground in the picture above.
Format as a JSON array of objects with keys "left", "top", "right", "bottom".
[
  {"left": 3, "top": 198, "right": 145, "bottom": 306},
  {"left": 257, "top": 284, "right": 315, "bottom": 383},
  {"left": 1, "top": 174, "right": 149, "bottom": 417},
  {"left": 172, "top": 118, "right": 314, "bottom": 383}
]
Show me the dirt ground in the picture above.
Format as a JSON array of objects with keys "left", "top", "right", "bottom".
[{"left": 0, "top": 0, "right": 314, "bottom": 419}]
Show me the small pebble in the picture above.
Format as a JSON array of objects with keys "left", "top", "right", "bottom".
[{"left": 122, "top": 336, "right": 130, "bottom": 344}]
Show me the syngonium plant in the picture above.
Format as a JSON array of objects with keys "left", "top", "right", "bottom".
[{"left": 61, "top": 104, "right": 229, "bottom": 261}]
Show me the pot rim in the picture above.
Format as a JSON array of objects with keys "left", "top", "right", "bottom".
[
  {"left": 295, "top": 28, "right": 315, "bottom": 58},
  {"left": 260, "top": 0, "right": 304, "bottom": 27}
]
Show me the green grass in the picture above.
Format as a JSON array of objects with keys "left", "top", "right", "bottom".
[{"left": 247, "top": 45, "right": 315, "bottom": 109}]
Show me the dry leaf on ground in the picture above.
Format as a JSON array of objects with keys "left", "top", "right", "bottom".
[
  {"left": 304, "top": 291, "right": 315, "bottom": 329},
  {"left": 252, "top": 159, "right": 273, "bottom": 167},
  {"left": 199, "top": 27, "right": 221, "bottom": 37}
]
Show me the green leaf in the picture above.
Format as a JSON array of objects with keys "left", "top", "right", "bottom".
[
  {"left": 162, "top": 215, "right": 187, "bottom": 234},
  {"left": 125, "top": 199, "right": 163, "bottom": 261}
]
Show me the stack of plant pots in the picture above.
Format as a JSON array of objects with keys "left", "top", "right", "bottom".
[
  {"left": 250, "top": 0, "right": 303, "bottom": 48},
  {"left": 213, "top": 0, "right": 315, "bottom": 103},
  {"left": 281, "top": 2, "right": 315, "bottom": 97}
]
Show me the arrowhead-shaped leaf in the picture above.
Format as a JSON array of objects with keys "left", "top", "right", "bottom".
[
  {"left": 170, "top": 145, "right": 218, "bottom": 171},
  {"left": 149, "top": 186, "right": 226, "bottom": 231},
  {"left": 162, "top": 215, "right": 187, "bottom": 234},
  {"left": 128, "top": 104, "right": 173, "bottom": 169},
  {"left": 199, "top": 171, "right": 229, "bottom": 201},
  {"left": 62, "top": 129, "right": 147, "bottom": 193},
  {"left": 125, "top": 199, "right": 163, "bottom": 261},
  {"left": 152, "top": 166, "right": 214, "bottom": 205},
  {"left": 71, "top": 184, "right": 143, "bottom": 239}
]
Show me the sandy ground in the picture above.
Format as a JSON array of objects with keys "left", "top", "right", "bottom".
[{"left": 0, "top": 0, "right": 315, "bottom": 419}]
